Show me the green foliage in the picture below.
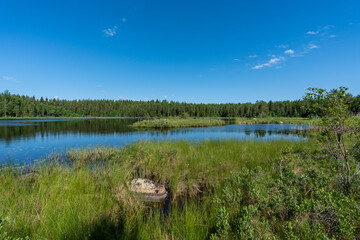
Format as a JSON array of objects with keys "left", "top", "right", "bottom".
[
  {"left": 0, "top": 90, "right": 344, "bottom": 118},
  {"left": 304, "top": 87, "right": 360, "bottom": 192},
  {"left": 0, "top": 217, "right": 29, "bottom": 240},
  {"left": 210, "top": 207, "right": 230, "bottom": 239},
  {"left": 211, "top": 152, "right": 360, "bottom": 239},
  {"left": 283, "top": 222, "right": 299, "bottom": 240},
  {"left": 1, "top": 88, "right": 359, "bottom": 118}
]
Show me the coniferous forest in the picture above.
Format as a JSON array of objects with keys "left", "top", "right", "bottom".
[{"left": 1, "top": 90, "right": 359, "bottom": 118}]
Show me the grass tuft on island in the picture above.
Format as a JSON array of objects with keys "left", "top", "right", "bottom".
[
  {"left": 235, "top": 117, "right": 316, "bottom": 125},
  {"left": 132, "top": 117, "right": 226, "bottom": 128}
]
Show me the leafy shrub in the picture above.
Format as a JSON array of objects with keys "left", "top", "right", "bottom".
[{"left": 211, "top": 156, "right": 360, "bottom": 239}]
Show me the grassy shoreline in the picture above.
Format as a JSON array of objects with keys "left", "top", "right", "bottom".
[
  {"left": 1, "top": 139, "right": 359, "bottom": 239},
  {"left": 234, "top": 117, "right": 316, "bottom": 125},
  {"left": 131, "top": 118, "right": 226, "bottom": 128},
  {"left": 0, "top": 116, "right": 312, "bottom": 122}
]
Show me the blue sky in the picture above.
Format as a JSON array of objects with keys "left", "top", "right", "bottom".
[{"left": 1, "top": 0, "right": 359, "bottom": 103}]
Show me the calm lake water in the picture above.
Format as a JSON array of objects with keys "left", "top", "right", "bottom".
[{"left": 0, "top": 118, "right": 309, "bottom": 165}]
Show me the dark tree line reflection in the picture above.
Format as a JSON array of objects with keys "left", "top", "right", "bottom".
[
  {"left": 0, "top": 119, "right": 138, "bottom": 143},
  {"left": 0, "top": 119, "right": 311, "bottom": 145}
]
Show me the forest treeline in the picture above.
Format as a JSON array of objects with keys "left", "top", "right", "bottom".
[{"left": 1, "top": 90, "right": 360, "bottom": 118}]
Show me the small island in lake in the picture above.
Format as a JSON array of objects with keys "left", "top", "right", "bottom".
[{"left": 131, "top": 118, "right": 226, "bottom": 129}]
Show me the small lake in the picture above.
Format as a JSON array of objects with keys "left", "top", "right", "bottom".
[{"left": 0, "top": 118, "right": 309, "bottom": 165}]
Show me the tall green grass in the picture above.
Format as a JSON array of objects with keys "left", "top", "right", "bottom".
[{"left": 0, "top": 140, "right": 311, "bottom": 239}]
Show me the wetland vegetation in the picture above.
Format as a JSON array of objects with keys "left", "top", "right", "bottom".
[
  {"left": 132, "top": 118, "right": 226, "bottom": 128},
  {"left": 1, "top": 138, "right": 360, "bottom": 240},
  {"left": 131, "top": 117, "right": 316, "bottom": 129},
  {"left": 234, "top": 117, "right": 316, "bottom": 125},
  {"left": 0, "top": 140, "right": 314, "bottom": 239},
  {"left": 0, "top": 87, "right": 360, "bottom": 239}
]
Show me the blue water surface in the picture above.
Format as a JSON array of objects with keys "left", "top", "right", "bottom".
[{"left": 0, "top": 118, "right": 309, "bottom": 165}]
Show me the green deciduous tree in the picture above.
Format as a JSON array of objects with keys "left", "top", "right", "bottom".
[{"left": 304, "top": 87, "right": 360, "bottom": 193}]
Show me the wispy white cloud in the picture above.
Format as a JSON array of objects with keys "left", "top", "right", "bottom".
[
  {"left": 307, "top": 31, "right": 319, "bottom": 35},
  {"left": 284, "top": 49, "right": 294, "bottom": 55},
  {"left": 233, "top": 58, "right": 240, "bottom": 61},
  {"left": 248, "top": 55, "right": 257, "bottom": 58},
  {"left": 249, "top": 25, "right": 335, "bottom": 70},
  {"left": 291, "top": 53, "right": 304, "bottom": 57},
  {"left": 103, "top": 18, "right": 127, "bottom": 37},
  {"left": 307, "top": 26, "right": 335, "bottom": 37},
  {"left": 2, "top": 76, "right": 16, "bottom": 81},
  {"left": 308, "top": 43, "right": 319, "bottom": 49},
  {"left": 103, "top": 26, "right": 118, "bottom": 37},
  {"left": 252, "top": 57, "right": 284, "bottom": 70},
  {"left": 323, "top": 25, "right": 334, "bottom": 30}
]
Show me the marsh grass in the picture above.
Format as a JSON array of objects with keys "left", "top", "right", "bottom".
[
  {"left": 132, "top": 118, "right": 226, "bottom": 129},
  {"left": 5, "top": 139, "right": 360, "bottom": 239},
  {"left": 235, "top": 117, "right": 317, "bottom": 125},
  {"left": 0, "top": 140, "right": 312, "bottom": 239}
]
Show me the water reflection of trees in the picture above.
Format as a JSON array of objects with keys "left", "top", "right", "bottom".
[
  {"left": 254, "top": 130, "right": 267, "bottom": 137},
  {"left": 0, "top": 120, "right": 311, "bottom": 144},
  {"left": 0, "top": 119, "right": 138, "bottom": 143},
  {"left": 136, "top": 126, "right": 311, "bottom": 139},
  {"left": 252, "top": 129, "right": 309, "bottom": 138}
]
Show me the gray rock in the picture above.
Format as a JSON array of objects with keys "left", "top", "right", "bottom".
[{"left": 129, "top": 178, "right": 168, "bottom": 202}]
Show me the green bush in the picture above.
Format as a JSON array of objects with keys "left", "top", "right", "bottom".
[{"left": 211, "top": 157, "right": 360, "bottom": 239}]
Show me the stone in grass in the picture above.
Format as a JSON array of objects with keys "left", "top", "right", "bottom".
[{"left": 129, "top": 178, "right": 168, "bottom": 202}]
